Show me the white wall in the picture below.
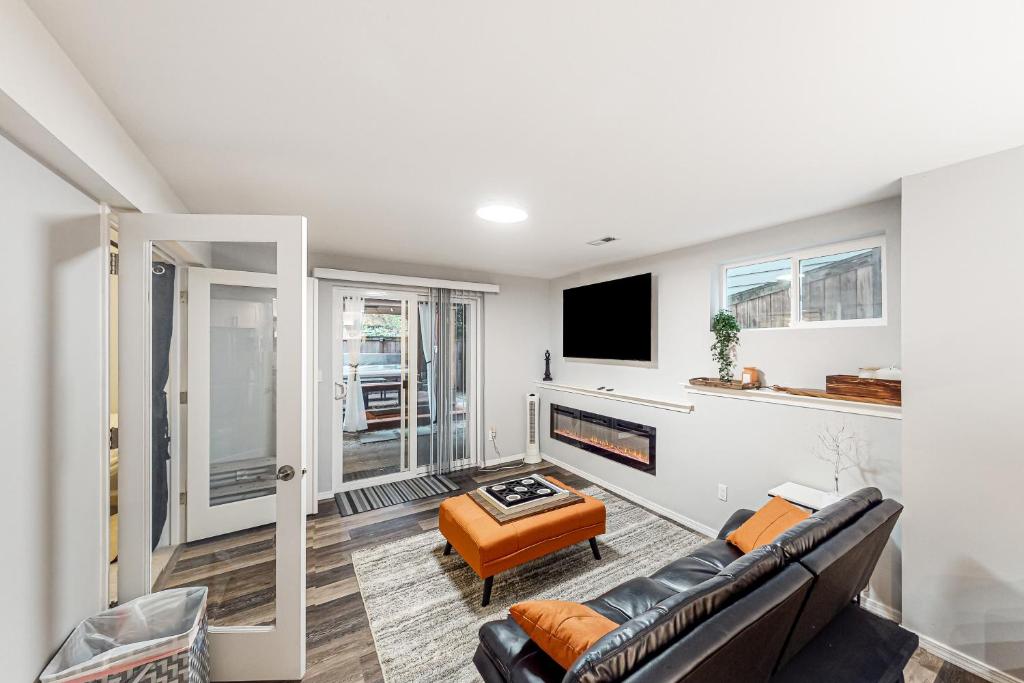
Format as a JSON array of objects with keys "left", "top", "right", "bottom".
[
  {"left": 308, "top": 253, "right": 549, "bottom": 497},
  {"left": 542, "top": 198, "right": 904, "bottom": 611},
  {"left": 902, "top": 146, "right": 1024, "bottom": 679},
  {"left": 0, "top": 133, "right": 105, "bottom": 680}
]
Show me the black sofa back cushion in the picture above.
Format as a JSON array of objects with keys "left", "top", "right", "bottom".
[
  {"left": 772, "top": 487, "right": 881, "bottom": 562},
  {"left": 564, "top": 545, "right": 785, "bottom": 683},
  {"left": 616, "top": 565, "right": 814, "bottom": 683},
  {"left": 776, "top": 498, "right": 903, "bottom": 669}
]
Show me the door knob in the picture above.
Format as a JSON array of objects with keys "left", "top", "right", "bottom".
[{"left": 276, "top": 465, "right": 296, "bottom": 481}]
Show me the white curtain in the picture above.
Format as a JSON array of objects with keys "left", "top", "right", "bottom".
[{"left": 342, "top": 296, "right": 368, "bottom": 432}]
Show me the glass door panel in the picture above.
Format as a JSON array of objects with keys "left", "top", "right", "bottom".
[
  {"left": 338, "top": 293, "right": 411, "bottom": 483},
  {"left": 209, "top": 284, "right": 277, "bottom": 507}
]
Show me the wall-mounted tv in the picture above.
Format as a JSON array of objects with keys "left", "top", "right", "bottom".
[{"left": 563, "top": 273, "right": 653, "bottom": 362}]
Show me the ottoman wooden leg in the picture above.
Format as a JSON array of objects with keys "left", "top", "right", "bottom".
[
  {"left": 589, "top": 537, "right": 602, "bottom": 560},
  {"left": 482, "top": 576, "right": 494, "bottom": 607},
  {"left": 443, "top": 541, "right": 453, "bottom": 556}
]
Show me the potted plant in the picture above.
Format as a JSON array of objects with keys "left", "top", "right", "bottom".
[{"left": 710, "top": 310, "right": 741, "bottom": 382}]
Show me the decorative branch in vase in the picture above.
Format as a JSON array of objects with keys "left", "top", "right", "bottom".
[{"left": 814, "top": 422, "right": 864, "bottom": 494}]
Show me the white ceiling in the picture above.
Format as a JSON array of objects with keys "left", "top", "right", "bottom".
[{"left": 28, "top": 1, "right": 1024, "bottom": 278}]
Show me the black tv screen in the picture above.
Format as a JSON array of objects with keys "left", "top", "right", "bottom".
[{"left": 563, "top": 273, "right": 653, "bottom": 362}]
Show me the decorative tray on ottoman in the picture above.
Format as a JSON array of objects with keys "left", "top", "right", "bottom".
[{"left": 468, "top": 474, "right": 583, "bottom": 523}]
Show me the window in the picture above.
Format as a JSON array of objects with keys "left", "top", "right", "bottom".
[{"left": 721, "top": 237, "right": 886, "bottom": 329}]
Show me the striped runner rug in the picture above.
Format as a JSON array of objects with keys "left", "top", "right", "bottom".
[{"left": 334, "top": 474, "right": 461, "bottom": 517}]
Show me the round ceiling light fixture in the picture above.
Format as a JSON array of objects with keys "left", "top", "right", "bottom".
[{"left": 476, "top": 203, "right": 528, "bottom": 223}]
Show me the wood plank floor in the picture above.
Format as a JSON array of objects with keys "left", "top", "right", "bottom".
[{"left": 159, "top": 463, "right": 984, "bottom": 683}]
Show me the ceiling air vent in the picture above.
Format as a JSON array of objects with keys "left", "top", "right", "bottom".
[{"left": 586, "top": 236, "right": 619, "bottom": 246}]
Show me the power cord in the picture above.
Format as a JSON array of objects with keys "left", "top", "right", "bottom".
[{"left": 478, "top": 429, "right": 526, "bottom": 472}]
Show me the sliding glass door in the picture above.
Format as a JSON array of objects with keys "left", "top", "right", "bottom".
[{"left": 332, "top": 287, "right": 480, "bottom": 489}]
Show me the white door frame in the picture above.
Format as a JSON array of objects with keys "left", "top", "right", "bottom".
[
  {"left": 331, "top": 286, "right": 422, "bottom": 492},
  {"left": 118, "top": 214, "right": 307, "bottom": 681},
  {"left": 186, "top": 267, "right": 278, "bottom": 542}
]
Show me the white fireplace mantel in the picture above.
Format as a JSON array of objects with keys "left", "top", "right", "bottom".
[{"left": 534, "top": 382, "right": 695, "bottom": 414}]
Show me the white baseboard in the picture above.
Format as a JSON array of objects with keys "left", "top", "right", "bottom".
[
  {"left": 541, "top": 453, "right": 718, "bottom": 537},
  {"left": 911, "top": 632, "right": 1023, "bottom": 683},
  {"left": 860, "top": 594, "right": 902, "bottom": 623},
  {"left": 480, "top": 452, "right": 530, "bottom": 467}
]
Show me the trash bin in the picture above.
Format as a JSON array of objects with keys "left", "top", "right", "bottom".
[{"left": 40, "top": 586, "right": 210, "bottom": 683}]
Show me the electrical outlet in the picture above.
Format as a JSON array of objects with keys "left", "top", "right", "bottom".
[
  {"left": 717, "top": 484, "right": 728, "bottom": 502},
  {"left": 488, "top": 426, "right": 497, "bottom": 440}
]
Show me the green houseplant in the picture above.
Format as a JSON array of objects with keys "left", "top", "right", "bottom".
[{"left": 710, "top": 310, "right": 741, "bottom": 382}]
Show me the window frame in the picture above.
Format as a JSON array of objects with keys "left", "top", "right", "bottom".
[{"left": 720, "top": 235, "right": 887, "bottom": 331}]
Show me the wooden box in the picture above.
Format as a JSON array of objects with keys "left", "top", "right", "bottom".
[{"left": 825, "top": 375, "right": 901, "bottom": 405}]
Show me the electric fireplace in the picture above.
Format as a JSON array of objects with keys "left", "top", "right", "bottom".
[{"left": 550, "top": 404, "right": 656, "bottom": 474}]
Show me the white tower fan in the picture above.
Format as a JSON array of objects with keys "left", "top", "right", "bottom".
[{"left": 524, "top": 393, "right": 542, "bottom": 464}]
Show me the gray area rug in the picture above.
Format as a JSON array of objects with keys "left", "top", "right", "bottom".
[{"left": 351, "top": 487, "right": 709, "bottom": 683}]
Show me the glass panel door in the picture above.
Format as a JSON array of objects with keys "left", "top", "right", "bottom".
[{"left": 117, "top": 216, "right": 306, "bottom": 681}]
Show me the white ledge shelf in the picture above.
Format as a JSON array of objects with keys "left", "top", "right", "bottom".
[
  {"left": 535, "top": 382, "right": 695, "bottom": 414},
  {"left": 683, "top": 384, "right": 902, "bottom": 420}
]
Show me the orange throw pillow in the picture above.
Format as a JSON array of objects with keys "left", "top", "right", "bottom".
[
  {"left": 726, "top": 496, "right": 810, "bottom": 553},
  {"left": 509, "top": 600, "right": 618, "bottom": 669}
]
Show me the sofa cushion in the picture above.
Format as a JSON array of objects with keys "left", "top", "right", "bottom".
[
  {"left": 476, "top": 617, "right": 567, "bottom": 683},
  {"left": 649, "top": 540, "right": 743, "bottom": 592},
  {"left": 772, "top": 487, "right": 881, "bottom": 561},
  {"left": 509, "top": 601, "right": 618, "bottom": 669},
  {"left": 585, "top": 577, "right": 678, "bottom": 624},
  {"left": 565, "top": 545, "right": 786, "bottom": 683},
  {"left": 727, "top": 496, "right": 810, "bottom": 553}
]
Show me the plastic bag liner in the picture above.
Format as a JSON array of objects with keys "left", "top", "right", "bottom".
[{"left": 40, "top": 586, "right": 209, "bottom": 683}]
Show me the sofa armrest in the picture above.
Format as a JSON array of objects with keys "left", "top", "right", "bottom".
[{"left": 717, "top": 509, "right": 756, "bottom": 540}]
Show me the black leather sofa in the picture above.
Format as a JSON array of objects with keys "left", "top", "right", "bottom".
[{"left": 474, "top": 488, "right": 915, "bottom": 683}]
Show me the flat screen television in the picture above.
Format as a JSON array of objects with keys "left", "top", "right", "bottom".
[{"left": 563, "top": 273, "right": 653, "bottom": 362}]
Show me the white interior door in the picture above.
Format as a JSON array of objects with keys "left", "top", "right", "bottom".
[
  {"left": 187, "top": 267, "right": 278, "bottom": 542},
  {"left": 118, "top": 214, "right": 307, "bottom": 681}
]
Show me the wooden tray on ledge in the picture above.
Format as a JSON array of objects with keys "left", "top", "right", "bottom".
[{"left": 689, "top": 377, "right": 761, "bottom": 390}]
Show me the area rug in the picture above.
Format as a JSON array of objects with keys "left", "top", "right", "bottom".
[
  {"left": 334, "top": 474, "right": 460, "bottom": 517},
  {"left": 351, "top": 487, "right": 709, "bottom": 682}
]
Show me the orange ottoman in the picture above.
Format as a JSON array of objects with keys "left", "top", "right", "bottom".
[{"left": 438, "top": 477, "right": 606, "bottom": 606}]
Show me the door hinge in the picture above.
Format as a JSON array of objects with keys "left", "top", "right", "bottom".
[
  {"left": 109, "top": 252, "right": 119, "bottom": 275},
  {"left": 109, "top": 427, "right": 119, "bottom": 450},
  {"left": 179, "top": 491, "right": 187, "bottom": 505},
  {"left": 179, "top": 391, "right": 187, "bottom": 404}
]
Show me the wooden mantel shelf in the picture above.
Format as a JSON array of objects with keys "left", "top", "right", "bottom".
[
  {"left": 683, "top": 384, "right": 902, "bottom": 420},
  {"left": 535, "top": 382, "right": 695, "bottom": 414}
]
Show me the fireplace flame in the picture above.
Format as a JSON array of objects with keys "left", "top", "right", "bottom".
[{"left": 553, "top": 428, "right": 651, "bottom": 464}]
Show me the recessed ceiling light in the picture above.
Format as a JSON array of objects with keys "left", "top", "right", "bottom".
[{"left": 476, "top": 203, "right": 528, "bottom": 223}]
